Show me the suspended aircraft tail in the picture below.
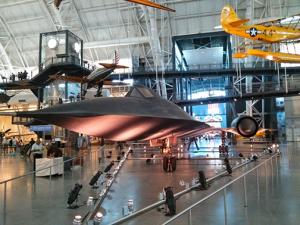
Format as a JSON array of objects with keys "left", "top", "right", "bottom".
[
  {"left": 125, "top": 0, "right": 175, "bottom": 12},
  {"left": 221, "top": 5, "right": 249, "bottom": 27},
  {"left": 99, "top": 51, "right": 129, "bottom": 69}
]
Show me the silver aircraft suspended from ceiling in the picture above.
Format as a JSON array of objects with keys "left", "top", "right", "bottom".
[{"left": 49, "top": 51, "right": 128, "bottom": 97}]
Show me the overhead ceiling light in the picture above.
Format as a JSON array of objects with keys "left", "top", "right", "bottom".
[
  {"left": 73, "top": 42, "right": 81, "bottom": 53},
  {"left": 214, "top": 25, "right": 222, "bottom": 29},
  {"left": 48, "top": 38, "right": 58, "bottom": 49}
]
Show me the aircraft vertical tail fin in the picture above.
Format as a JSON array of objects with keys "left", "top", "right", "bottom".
[
  {"left": 99, "top": 51, "right": 128, "bottom": 69},
  {"left": 114, "top": 50, "right": 120, "bottom": 65},
  {"left": 221, "top": 5, "right": 249, "bottom": 27}
]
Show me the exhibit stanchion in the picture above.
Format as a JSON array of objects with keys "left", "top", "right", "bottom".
[
  {"left": 223, "top": 188, "right": 228, "bottom": 225},
  {"left": 3, "top": 182, "right": 7, "bottom": 225},
  {"left": 256, "top": 168, "right": 260, "bottom": 199},
  {"left": 49, "top": 166, "right": 52, "bottom": 181}
]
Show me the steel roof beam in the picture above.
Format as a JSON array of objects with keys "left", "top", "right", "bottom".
[
  {"left": 0, "top": 0, "right": 36, "bottom": 8},
  {"left": 0, "top": 16, "right": 29, "bottom": 68},
  {"left": 84, "top": 36, "right": 150, "bottom": 49},
  {"left": 71, "top": 0, "right": 96, "bottom": 61}
]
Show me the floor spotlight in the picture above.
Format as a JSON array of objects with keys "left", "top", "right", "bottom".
[
  {"left": 198, "top": 170, "right": 208, "bottom": 190},
  {"left": 224, "top": 158, "right": 232, "bottom": 175},
  {"left": 94, "top": 212, "right": 103, "bottom": 225},
  {"left": 72, "top": 215, "right": 82, "bottom": 225},
  {"left": 104, "top": 161, "right": 114, "bottom": 173},
  {"left": 89, "top": 171, "right": 103, "bottom": 188},
  {"left": 67, "top": 183, "right": 83, "bottom": 209},
  {"left": 164, "top": 187, "right": 176, "bottom": 216}
]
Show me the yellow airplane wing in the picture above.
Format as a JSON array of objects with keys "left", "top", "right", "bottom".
[
  {"left": 255, "top": 14, "right": 300, "bottom": 27},
  {"left": 233, "top": 52, "right": 248, "bottom": 59},
  {"left": 99, "top": 63, "right": 129, "bottom": 69},
  {"left": 125, "top": 0, "right": 176, "bottom": 12},
  {"left": 247, "top": 49, "right": 300, "bottom": 63},
  {"left": 48, "top": 74, "right": 86, "bottom": 83},
  {"left": 6, "top": 133, "right": 36, "bottom": 139}
]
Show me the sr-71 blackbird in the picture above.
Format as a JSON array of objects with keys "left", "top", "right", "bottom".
[{"left": 7, "top": 86, "right": 259, "bottom": 144}]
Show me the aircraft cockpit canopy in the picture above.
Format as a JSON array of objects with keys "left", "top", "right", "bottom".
[{"left": 126, "top": 86, "right": 156, "bottom": 99}]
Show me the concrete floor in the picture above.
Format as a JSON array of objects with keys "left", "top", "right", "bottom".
[
  {"left": 113, "top": 143, "right": 300, "bottom": 225},
  {"left": 0, "top": 140, "right": 294, "bottom": 225}
]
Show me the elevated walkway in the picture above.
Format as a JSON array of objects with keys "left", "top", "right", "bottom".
[
  {"left": 110, "top": 63, "right": 300, "bottom": 80},
  {"left": 0, "top": 56, "right": 91, "bottom": 91},
  {"left": 174, "top": 76, "right": 300, "bottom": 105}
]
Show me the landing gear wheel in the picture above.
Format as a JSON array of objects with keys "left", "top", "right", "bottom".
[{"left": 163, "top": 156, "right": 176, "bottom": 172}]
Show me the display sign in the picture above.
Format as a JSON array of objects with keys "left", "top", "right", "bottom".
[{"left": 30, "top": 125, "right": 52, "bottom": 132}]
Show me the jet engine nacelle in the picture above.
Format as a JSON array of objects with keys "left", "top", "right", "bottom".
[{"left": 231, "top": 115, "right": 259, "bottom": 138}]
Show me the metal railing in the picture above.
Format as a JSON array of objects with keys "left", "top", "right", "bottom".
[
  {"left": 110, "top": 151, "right": 271, "bottom": 225},
  {"left": 41, "top": 55, "right": 90, "bottom": 71},
  {"left": 83, "top": 148, "right": 131, "bottom": 224},
  {"left": 162, "top": 153, "right": 279, "bottom": 225},
  {"left": 175, "top": 78, "right": 300, "bottom": 101},
  {"left": 131, "top": 62, "right": 300, "bottom": 74},
  {"left": 0, "top": 148, "right": 102, "bottom": 225}
]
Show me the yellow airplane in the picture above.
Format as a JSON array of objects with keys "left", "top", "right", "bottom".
[
  {"left": 221, "top": 5, "right": 300, "bottom": 63},
  {"left": 221, "top": 5, "right": 300, "bottom": 43}
]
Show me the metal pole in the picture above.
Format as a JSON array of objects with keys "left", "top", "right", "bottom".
[
  {"left": 100, "top": 145, "right": 105, "bottom": 163},
  {"left": 95, "top": 149, "right": 97, "bottom": 166},
  {"left": 284, "top": 66, "right": 288, "bottom": 93},
  {"left": 3, "top": 182, "right": 7, "bottom": 225},
  {"left": 277, "top": 62, "right": 280, "bottom": 87},
  {"left": 223, "top": 188, "right": 228, "bottom": 225},
  {"left": 275, "top": 155, "right": 279, "bottom": 177},
  {"left": 188, "top": 209, "right": 192, "bottom": 225},
  {"left": 256, "top": 168, "right": 260, "bottom": 199},
  {"left": 270, "top": 157, "right": 274, "bottom": 175},
  {"left": 80, "top": 155, "right": 83, "bottom": 179},
  {"left": 72, "top": 157, "right": 74, "bottom": 178},
  {"left": 243, "top": 176, "right": 248, "bottom": 207},
  {"left": 62, "top": 160, "right": 65, "bottom": 178},
  {"left": 270, "top": 157, "right": 274, "bottom": 187},
  {"left": 264, "top": 163, "right": 268, "bottom": 191},
  {"left": 50, "top": 166, "right": 52, "bottom": 181}
]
